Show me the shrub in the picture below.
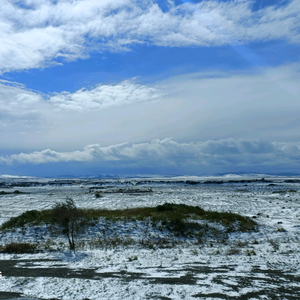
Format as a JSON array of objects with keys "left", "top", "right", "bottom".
[
  {"left": 227, "top": 247, "right": 240, "bottom": 255},
  {"left": 95, "top": 192, "right": 102, "bottom": 198},
  {"left": 3, "top": 242, "right": 36, "bottom": 254},
  {"left": 128, "top": 256, "right": 138, "bottom": 261},
  {"left": 50, "top": 198, "right": 88, "bottom": 250}
]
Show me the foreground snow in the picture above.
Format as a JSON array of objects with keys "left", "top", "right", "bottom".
[{"left": 0, "top": 176, "right": 299, "bottom": 299}]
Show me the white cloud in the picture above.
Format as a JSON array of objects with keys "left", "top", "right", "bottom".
[
  {"left": 0, "top": 63, "right": 300, "bottom": 150},
  {"left": 0, "top": 78, "right": 159, "bottom": 122},
  {"left": 49, "top": 79, "right": 161, "bottom": 111},
  {"left": 0, "top": 0, "right": 299, "bottom": 72},
  {"left": 0, "top": 77, "right": 160, "bottom": 151},
  {"left": 0, "top": 80, "right": 49, "bottom": 129},
  {"left": 0, "top": 148, "right": 93, "bottom": 165},
  {"left": 1, "top": 139, "right": 300, "bottom": 169}
]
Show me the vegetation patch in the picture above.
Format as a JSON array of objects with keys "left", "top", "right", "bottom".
[
  {"left": 0, "top": 190, "right": 27, "bottom": 195},
  {"left": 271, "top": 190, "right": 297, "bottom": 194},
  {"left": 0, "top": 202, "right": 257, "bottom": 250},
  {"left": 1, "top": 202, "right": 256, "bottom": 232},
  {"left": 84, "top": 203, "right": 256, "bottom": 232},
  {"left": 0, "top": 209, "right": 52, "bottom": 230},
  {"left": 0, "top": 191, "right": 10, "bottom": 195},
  {"left": 1, "top": 242, "right": 36, "bottom": 254}
]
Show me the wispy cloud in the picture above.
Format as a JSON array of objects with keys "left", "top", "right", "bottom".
[
  {"left": 49, "top": 79, "right": 161, "bottom": 111},
  {"left": 0, "top": 78, "right": 159, "bottom": 119},
  {"left": 1, "top": 139, "right": 300, "bottom": 169},
  {"left": 0, "top": 0, "right": 299, "bottom": 72}
]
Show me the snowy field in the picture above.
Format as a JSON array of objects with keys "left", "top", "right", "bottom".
[{"left": 0, "top": 175, "right": 300, "bottom": 299}]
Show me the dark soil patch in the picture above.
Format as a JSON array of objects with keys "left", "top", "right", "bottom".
[
  {"left": 0, "top": 292, "right": 23, "bottom": 300},
  {"left": 1, "top": 258, "right": 300, "bottom": 299}
]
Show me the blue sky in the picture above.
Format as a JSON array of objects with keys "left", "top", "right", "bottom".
[{"left": 0, "top": 0, "right": 300, "bottom": 176}]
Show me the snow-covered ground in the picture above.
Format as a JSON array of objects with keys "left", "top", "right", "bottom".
[{"left": 0, "top": 175, "right": 300, "bottom": 299}]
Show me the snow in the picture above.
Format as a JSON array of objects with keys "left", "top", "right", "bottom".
[{"left": 0, "top": 176, "right": 300, "bottom": 299}]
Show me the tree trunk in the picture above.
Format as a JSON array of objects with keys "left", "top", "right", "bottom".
[{"left": 67, "top": 233, "right": 75, "bottom": 250}]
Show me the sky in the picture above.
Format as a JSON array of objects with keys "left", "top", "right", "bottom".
[{"left": 0, "top": 0, "right": 300, "bottom": 177}]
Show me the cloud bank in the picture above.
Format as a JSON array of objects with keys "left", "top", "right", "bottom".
[
  {"left": 0, "top": 0, "right": 299, "bottom": 72},
  {"left": 0, "top": 63, "right": 299, "bottom": 151},
  {"left": 1, "top": 139, "right": 300, "bottom": 171}
]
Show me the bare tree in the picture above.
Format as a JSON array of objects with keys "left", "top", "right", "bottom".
[{"left": 50, "top": 197, "right": 87, "bottom": 250}]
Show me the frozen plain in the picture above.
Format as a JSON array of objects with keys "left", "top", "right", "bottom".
[{"left": 0, "top": 175, "right": 300, "bottom": 300}]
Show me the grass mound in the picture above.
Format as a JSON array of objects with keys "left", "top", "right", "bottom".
[
  {"left": 0, "top": 209, "right": 52, "bottom": 230},
  {"left": 85, "top": 203, "right": 256, "bottom": 233},
  {"left": 1, "top": 203, "right": 257, "bottom": 236}
]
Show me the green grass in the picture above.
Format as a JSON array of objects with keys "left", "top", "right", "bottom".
[
  {"left": 85, "top": 203, "right": 256, "bottom": 232},
  {"left": 0, "top": 203, "right": 257, "bottom": 236},
  {"left": 0, "top": 209, "right": 53, "bottom": 230}
]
